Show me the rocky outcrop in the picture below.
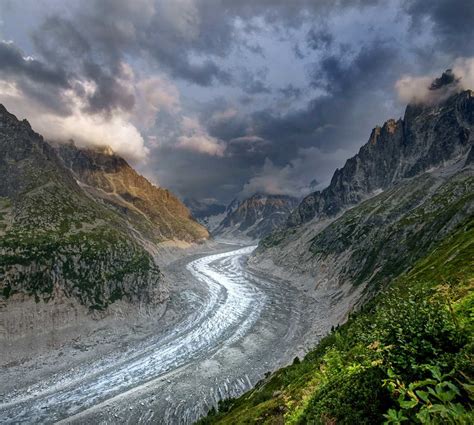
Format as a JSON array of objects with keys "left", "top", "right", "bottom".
[
  {"left": 55, "top": 142, "right": 209, "bottom": 243},
  {"left": 0, "top": 105, "right": 165, "bottom": 310},
  {"left": 214, "top": 194, "right": 299, "bottom": 240},
  {"left": 288, "top": 90, "right": 473, "bottom": 227}
]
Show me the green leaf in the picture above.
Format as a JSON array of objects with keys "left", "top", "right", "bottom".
[
  {"left": 428, "top": 366, "right": 443, "bottom": 382},
  {"left": 415, "top": 390, "right": 430, "bottom": 403},
  {"left": 399, "top": 399, "right": 418, "bottom": 409},
  {"left": 444, "top": 381, "right": 460, "bottom": 396}
]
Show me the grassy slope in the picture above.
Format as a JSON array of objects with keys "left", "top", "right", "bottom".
[
  {"left": 0, "top": 146, "right": 161, "bottom": 310},
  {"left": 199, "top": 214, "right": 473, "bottom": 423}
]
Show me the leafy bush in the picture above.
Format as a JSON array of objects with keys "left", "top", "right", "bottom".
[
  {"left": 384, "top": 366, "right": 474, "bottom": 424},
  {"left": 301, "top": 366, "right": 391, "bottom": 424}
]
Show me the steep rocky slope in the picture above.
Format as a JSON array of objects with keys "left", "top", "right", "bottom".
[
  {"left": 213, "top": 194, "right": 299, "bottom": 240},
  {"left": 252, "top": 90, "right": 474, "bottom": 301},
  {"left": 55, "top": 142, "right": 209, "bottom": 243},
  {"left": 288, "top": 89, "right": 473, "bottom": 227},
  {"left": 0, "top": 105, "right": 165, "bottom": 311}
]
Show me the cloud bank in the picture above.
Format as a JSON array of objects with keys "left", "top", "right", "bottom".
[
  {"left": 0, "top": 0, "right": 473, "bottom": 201},
  {"left": 396, "top": 58, "right": 474, "bottom": 105}
]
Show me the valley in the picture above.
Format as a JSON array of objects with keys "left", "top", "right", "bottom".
[
  {"left": 0, "top": 243, "right": 328, "bottom": 424},
  {"left": 0, "top": 56, "right": 472, "bottom": 423}
]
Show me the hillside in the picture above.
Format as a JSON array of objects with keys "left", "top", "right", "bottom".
[
  {"left": 213, "top": 194, "right": 299, "bottom": 240},
  {"left": 199, "top": 89, "right": 474, "bottom": 423},
  {"left": 199, "top": 214, "right": 474, "bottom": 424},
  {"left": 0, "top": 105, "right": 165, "bottom": 311},
  {"left": 55, "top": 142, "right": 209, "bottom": 244}
]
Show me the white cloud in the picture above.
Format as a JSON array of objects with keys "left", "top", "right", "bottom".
[
  {"left": 209, "top": 107, "right": 238, "bottom": 124},
  {"left": 0, "top": 59, "right": 188, "bottom": 163},
  {"left": 176, "top": 116, "right": 225, "bottom": 156},
  {"left": 0, "top": 78, "right": 149, "bottom": 162},
  {"left": 395, "top": 57, "right": 474, "bottom": 105},
  {"left": 134, "top": 76, "right": 181, "bottom": 128},
  {"left": 241, "top": 146, "right": 351, "bottom": 198},
  {"left": 41, "top": 109, "right": 149, "bottom": 162},
  {"left": 453, "top": 57, "right": 474, "bottom": 90}
]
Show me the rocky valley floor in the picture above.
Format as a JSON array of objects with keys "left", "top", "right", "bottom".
[{"left": 0, "top": 242, "right": 337, "bottom": 424}]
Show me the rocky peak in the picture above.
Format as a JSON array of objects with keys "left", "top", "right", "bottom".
[
  {"left": 0, "top": 105, "right": 76, "bottom": 200},
  {"left": 54, "top": 141, "right": 209, "bottom": 243},
  {"left": 214, "top": 193, "right": 299, "bottom": 240},
  {"left": 55, "top": 142, "right": 129, "bottom": 176},
  {"left": 429, "top": 69, "right": 459, "bottom": 90},
  {"left": 288, "top": 89, "right": 473, "bottom": 227}
]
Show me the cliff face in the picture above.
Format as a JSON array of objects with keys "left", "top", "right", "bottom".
[
  {"left": 214, "top": 194, "right": 299, "bottom": 240},
  {"left": 0, "top": 105, "right": 164, "bottom": 310},
  {"left": 253, "top": 90, "right": 474, "bottom": 299},
  {"left": 55, "top": 142, "right": 209, "bottom": 244},
  {"left": 288, "top": 90, "right": 474, "bottom": 227}
]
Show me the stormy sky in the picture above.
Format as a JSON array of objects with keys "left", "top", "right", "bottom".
[{"left": 0, "top": 0, "right": 473, "bottom": 204}]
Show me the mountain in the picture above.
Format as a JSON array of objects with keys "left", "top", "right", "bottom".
[
  {"left": 185, "top": 198, "right": 226, "bottom": 220},
  {"left": 199, "top": 89, "right": 474, "bottom": 424},
  {"left": 213, "top": 193, "right": 299, "bottom": 240},
  {"left": 252, "top": 89, "right": 473, "bottom": 300},
  {"left": 184, "top": 198, "right": 226, "bottom": 231},
  {"left": 55, "top": 142, "right": 209, "bottom": 244},
  {"left": 0, "top": 105, "right": 168, "bottom": 311},
  {"left": 287, "top": 89, "right": 473, "bottom": 227}
]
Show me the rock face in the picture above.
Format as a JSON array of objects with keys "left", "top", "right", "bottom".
[
  {"left": 214, "top": 194, "right": 299, "bottom": 240},
  {"left": 253, "top": 90, "right": 474, "bottom": 301},
  {"left": 0, "top": 105, "right": 166, "bottom": 310},
  {"left": 288, "top": 90, "right": 474, "bottom": 227},
  {"left": 55, "top": 142, "right": 209, "bottom": 243}
]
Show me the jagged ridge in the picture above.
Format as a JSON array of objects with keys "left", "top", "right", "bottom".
[
  {"left": 287, "top": 90, "right": 473, "bottom": 227},
  {"left": 214, "top": 194, "right": 299, "bottom": 240}
]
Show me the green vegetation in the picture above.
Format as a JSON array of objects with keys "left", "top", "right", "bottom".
[
  {"left": 198, "top": 216, "right": 474, "bottom": 424},
  {"left": 0, "top": 180, "right": 161, "bottom": 309},
  {"left": 309, "top": 171, "right": 473, "bottom": 291}
]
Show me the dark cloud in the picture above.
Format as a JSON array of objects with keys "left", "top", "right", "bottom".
[
  {"left": 404, "top": 0, "right": 474, "bottom": 55},
  {"left": 0, "top": 41, "right": 69, "bottom": 87},
  {"left": 32, "top": 15, "right": 91, "bottom": 67},
  {"left": 306, "top": 28, "right": 333, "bottom": 51},
  {"left": 0, "top": 40, "right": 74, "bottom": 115},
  {"left": 1, "top": 0, "right": 474, "bottom": 203},
  {"left": 278, "top": 84, "right": 303, "bottom": 99},
  {"left": 240, "top": 69, "right": 271, "bottom": 95},
  {"left": 82, "top": 61, "right": 135, "bottom": 115}
]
